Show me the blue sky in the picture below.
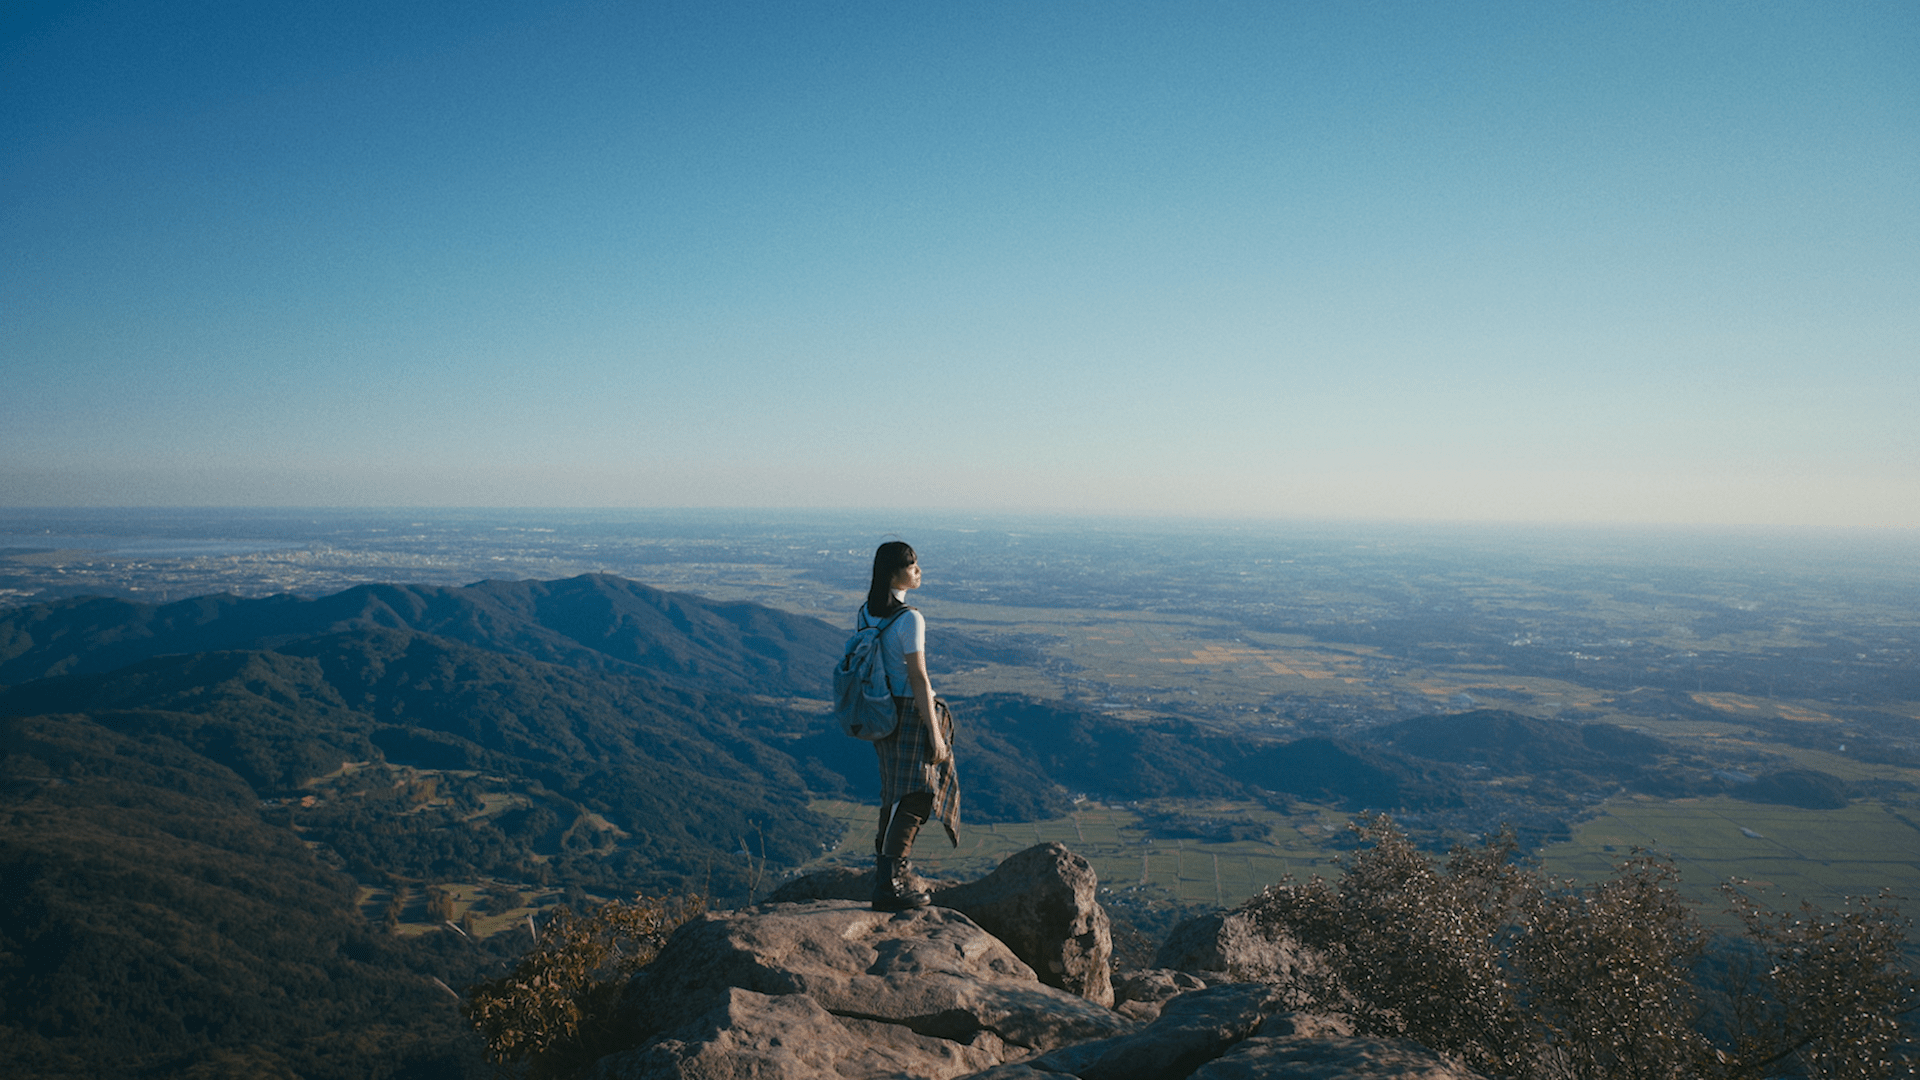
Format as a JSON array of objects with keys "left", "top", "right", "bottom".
[{"left": 4, "top": 1, "right": 1915, "bottom": 525}]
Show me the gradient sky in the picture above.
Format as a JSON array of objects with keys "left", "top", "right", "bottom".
[{"left": 4, "top": 1, "right": 1915, "bottom": 525}]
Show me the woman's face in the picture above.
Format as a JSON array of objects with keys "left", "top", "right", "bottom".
[{"left": 891, "top": 561, "right": 921, "bottom": 591}]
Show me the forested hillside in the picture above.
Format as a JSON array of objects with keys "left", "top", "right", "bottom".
[
  {"left": 0, "top": 577, "right": 858, "bottom": 1078},
  {"left": 3, "top": 707, "right": 499, "bottom": 1078},
  {"left": 0, "top": 577, "right": 1125, "bottom": 1076},
  {"left": 0, "top": 573, "right": 842, "bottom": 692}
]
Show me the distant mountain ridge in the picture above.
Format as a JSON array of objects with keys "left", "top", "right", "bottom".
[{"left": 0, "top": 573, "right": 842, "bottom": 695}]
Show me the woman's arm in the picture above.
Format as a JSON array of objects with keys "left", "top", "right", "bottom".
[{"left": 903, "top": 650, "right": 946, "bottom": 762}]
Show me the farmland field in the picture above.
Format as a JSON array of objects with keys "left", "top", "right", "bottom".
[{"left": 1536, "top": 795, "right": 1920, "bottom": 916}]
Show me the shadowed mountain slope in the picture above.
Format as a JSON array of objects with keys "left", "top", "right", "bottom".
[
  {"left": 1371, "top": 709, "right": 1665, "bottom": 780},
  {"left": 1737, "top": 767, "right": 1853, "bottom": 810},
  {"left": 0, "top": 627, "right": 841, "bottom": 885},
  {"left": 790, "top": 694, "right": 1474, "bottom": 820},
  {"left": 1, "top": 708, "right": 498, "bottom": 1079},
  {"left": 0, "top": 595, "right": 850, "bottom": 1080},
  {"left": 1223, "top": 735, "right": 1466, "bottom": 811}
]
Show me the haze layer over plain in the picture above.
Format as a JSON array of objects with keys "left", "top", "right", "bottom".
[{"left": 3, "top": 1, "right": 1915, "bottom": 524}]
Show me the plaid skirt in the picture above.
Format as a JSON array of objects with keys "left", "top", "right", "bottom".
[{"left": 875, "top": 696, "right": 961, "bottom": 849}]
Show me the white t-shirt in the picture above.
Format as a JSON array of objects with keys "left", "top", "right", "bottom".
[{"left": 860, "top": 599, "right": 925, "bottom": 695}]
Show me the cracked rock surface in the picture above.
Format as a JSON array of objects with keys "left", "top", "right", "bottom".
[
  {"left": 603, "top": 900, "right": 1131, "bottom": 1079},
  {"left": 592, "top": 988, "right": 1002, "bottom": 1080},
  {"left": 771, "top": 841, "right": 1114, "bottom": 1008},
  {"left": 1029, "top": 982, "right": 1289, "bottom": 1080}
]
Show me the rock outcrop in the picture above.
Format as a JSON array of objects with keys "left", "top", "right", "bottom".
[
  {"left": 773, "top": 841, "right": 1113, "bottom": 1007},
  {"left": 765, "top": 866, "right": 961, "bottom": 903},
  {"left": 600, "top": 901, "right": 1128, "bottom": 1079},
  {"left": 594, "top": 845, "right": 1481, "bottom": 1079},
  {"left": 765, "top": 865, "right": 874, "bottom": 903}
]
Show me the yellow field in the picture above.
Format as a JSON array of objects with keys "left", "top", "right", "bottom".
[
  {"left": 1159, "top": 644, "right": 1365, "bottom": 682},
  {"left": 1689, "top": 693, "right": 1842, "bottom": 724}
]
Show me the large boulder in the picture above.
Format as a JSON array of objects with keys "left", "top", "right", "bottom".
[
  {"left": 1153, "top": 907, "right": 1319, "bottom": 985},
  {"left": 771, "top": 842, "right": 1116, "bottom": 1008},
  {"left": 604, "top": 900, "right": 1131, "bottom": 1079},
  {"left": 934, "top": 842, "right": 1115, "bottom": 1007}
]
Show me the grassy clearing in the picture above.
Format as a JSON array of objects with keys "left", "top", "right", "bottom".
[
  {"left": 463, "top": 790, "right": 527, "bottom": 821},
  {"left": 366, "top": 877, "right": 591, "bottom": 940},
  {"left": 1537, "top": 796, "right": 1920, "bottom": 917}
]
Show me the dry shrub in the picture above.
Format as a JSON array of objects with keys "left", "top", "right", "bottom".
[
  {"left": 1514, "top": 853, "right": 1705, "bottom": 1080},
  {"left": 1719, "top": 886, "right": 1913, "bottom": 1079},
  {"left": 1246, "top": 814, "right": 1915, "bottom": 1080},
  {"left": 1249, "top": 817, "right": 1536, "bottom": 1076},
  {"left": 463, "top": 894, "right": 704, "bottom": 1079}
]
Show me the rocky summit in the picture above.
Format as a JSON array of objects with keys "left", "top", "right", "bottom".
[{"left": 589, "top": 842, "right": 1484, "bottom": 1080}]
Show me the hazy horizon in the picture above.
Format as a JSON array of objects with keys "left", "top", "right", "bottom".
[{"left": 5, "top": 504, "right": 1920, "bottom": 554}]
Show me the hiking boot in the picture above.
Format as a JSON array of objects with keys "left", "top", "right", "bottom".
[
  {"left": 897, "top": 857, "right": 931, "bottom": 897},
  {"left": 871, "top": 855, "right": 931, "bottom": 911}
]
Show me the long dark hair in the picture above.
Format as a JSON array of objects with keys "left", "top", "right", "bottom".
[{"left": 865, "top": 541, "right": 916, "bottom": 619}]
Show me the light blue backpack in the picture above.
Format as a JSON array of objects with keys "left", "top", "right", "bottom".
[{"left": 833, "top": 607, "right": 911, "bottom": 740}]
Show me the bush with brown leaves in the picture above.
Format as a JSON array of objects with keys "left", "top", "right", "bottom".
[
  {"left": 463, "top": 894, "right": 704, "bottom": 1079},
  {"left": 1245, "top": 815, "right": 1914, "bottom": 1080},
  {"left": 1718, "top": 886, "right": 1913, "bottom": 1079}
]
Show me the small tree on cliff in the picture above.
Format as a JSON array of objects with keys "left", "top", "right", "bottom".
[{"left": 1245, "top": 815, "right": 1914, "bottom": 1080}]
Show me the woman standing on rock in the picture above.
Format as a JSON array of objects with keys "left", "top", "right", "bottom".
[{"left": 860, "top": 540, "right": 959, "bottom": 910}]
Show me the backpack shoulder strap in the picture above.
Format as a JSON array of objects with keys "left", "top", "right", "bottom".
[{"left": 860, "top": 605, "right": 916, "bottom": 632}]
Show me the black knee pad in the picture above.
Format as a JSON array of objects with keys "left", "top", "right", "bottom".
[{"left": 897, "top": 790, "right": 934, "bottom": 824}]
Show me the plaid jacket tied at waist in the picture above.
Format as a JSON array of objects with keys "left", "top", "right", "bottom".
[{"left": 875, "top": 696, "right": 960, "bottom": 849}]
